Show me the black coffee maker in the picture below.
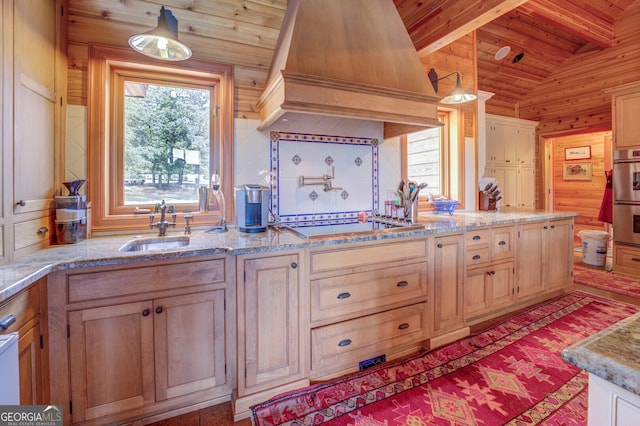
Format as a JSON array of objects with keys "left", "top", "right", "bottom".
[{"left": 234, "top": 184, "right": 269, "bottom": 233}]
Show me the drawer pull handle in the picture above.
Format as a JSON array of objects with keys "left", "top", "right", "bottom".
[
  {"left": 338, "top": 339, "right": 352, "bottom": 347},
  {"left": 16, "top": 200, "right": 26, "bottom": 206},
  {"left": 0, "top": 314, "right": 16, "bottom": 331},
  {"left": 37, "top": 227, "right": 49, "bottom": 235},
  {"left": 632, "top": 258, "right": 640, "bottom": 262},
  {"left": 472, "top": 255, "right": 481, "bottom": 260},
  {"left": 398, "top": 323, "right": 410, "bottom": 330},
  {"left": 142, "top": 309, "right": 150, "bottom": 317},
  {"left": 155, "top": 307, "right": 163, "bottom": 314},
  {"left": 337, "top": 292, "right": 351, "bottom": 300},
  {"left": 498, "top": 241, "right": 506, "bottom": 246},
  {"left": 437, "top": 243, "right": 443, "bottom": 248},
  {"left": 550, "top": 225, "right": 555, "bottom": 229},
  {"left": 396, "top": 281, "right": 409, "bottom": 288},
  {"left": 472, "top": 235, "right": 481, "bottom": 240}
]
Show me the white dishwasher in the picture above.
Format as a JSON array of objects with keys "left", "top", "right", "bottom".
[{"left": 0, "top": 332, "right": 20, "bottom": 404}]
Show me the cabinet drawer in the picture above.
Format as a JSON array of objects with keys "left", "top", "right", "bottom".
[
  {"left": 0, "top": 283, "right": 40, "bottom": 334},
  {"left": 67, "top": 258, "right": 227, "bottom": 303},
  {"left": 14, "top": 216, "right": 52, "bottom": 251},
  {"left": 310, "top": 262, "right": 427, "bottom": 324},
  {"left": 466, "top": 229, "right": 489, "bottom": 247},
  {"left": 492, "top": 226, "right": 514, "bottom": 261},
  {"left": 466, "top": 247, "right": 490, "bottom": 267},
  {"left": 311, "top": 303, "right": 427, "bottom": 372},
  {"left": 614, "top": 245, "right": 640, "bottom": 276},
  {"left": 310, "top": 239, "right": 427, "bottom": 274}
]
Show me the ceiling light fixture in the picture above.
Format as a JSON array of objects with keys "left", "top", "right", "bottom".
[
  {"left": 494, "top": 46, "right": 511, "bottom": 60},
  {"left": 428, "top": 68, "right": 477, "bottom": 104},
  {"left": 128, "top": 6, "right": 192, "bottom": 61}
]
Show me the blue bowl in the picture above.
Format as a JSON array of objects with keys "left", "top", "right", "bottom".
[{"left": 433, "top": 200, "right": 458, "bottom": 215}]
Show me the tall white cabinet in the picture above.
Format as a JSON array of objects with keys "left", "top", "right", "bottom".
[{"left": 484, "top": 115, "right": 538, "bottom": 209}]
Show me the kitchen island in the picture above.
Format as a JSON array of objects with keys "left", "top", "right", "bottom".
[
  {"left": 562, "top": 312, "right": 640, "bottom": 425},
  {"left": 0, "top": 210, "right": 577, "bottom": 425}
]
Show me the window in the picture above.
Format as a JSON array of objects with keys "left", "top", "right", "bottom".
[
  {"left": 402, "top": 110, "right": 463, "bottom": 210},
  {"left": 88, "top": 45, "right": 234, "bottom": 233}
]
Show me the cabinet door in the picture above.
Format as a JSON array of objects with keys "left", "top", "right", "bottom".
[
  {"left": 614, "top": 91, "right": 640, "bottom": 149},
  {"left": 68, "top": 301, "right": 155, "bottom": 423},
  {"left": 490, "top": 262, "right": 515, "bottom": 309},
  {"left": 516, "top": 127, "right": 535, "bottom": 166},
  {"left": 465, "top": 268, "right": 490, "bottom": 317},
  {"left": 12, "top": 0, "right": 56, "bottom": 213},
  {"left": 516, "top": 223, "right": 544, "bottom": 300},
  {"left": 502, "top": 124, "right": 519, "bottom": 164},
  {"left": 154, "top": 290, "right": 227, "bottom": 401},
  {"left": 545, "top": 219, "right": 573, "bottom": 290},
  {"left": 433, "top": 234, "right": 464, "bottom": 335},
  {"left": 491, "top": 166, "right": 518, "bottom": 208},
  {"left": 18, "top": 323, "right": 43, "bottom": 405},
  {"left": 238, "top": 252, "right": 303, "bottom": 396},
  {"left": 517, "top": 167, "right": 536, "bottom": 208}
]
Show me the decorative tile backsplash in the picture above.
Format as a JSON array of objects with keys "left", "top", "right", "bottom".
[{"left": 270, "top": 132, "right": 379, "bottom": 226}]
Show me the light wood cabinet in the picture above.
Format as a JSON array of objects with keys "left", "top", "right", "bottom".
[
  {"left": 234, "top": 250, "right": 307, "bottom": 417},
  {"left": 0, "top": 280, "right": 45, "bottom": 405},
  {"left": 307, "top": 239, "right": 429, "bottom": 379},
  {"left": 465, "top": 226, "right": 515, "bottom": 320},
  {"left": 433, "top": 233, "right": 465, "bottom": 336},
  {"left": 48, "top": 257, "right": 233, "bottom": 426},
  {"left": 606, "top": 81, "right": 640, "bottom": 149},
  {"left": 516, "top": 219, "right": 573, "bottom": 301},
  {"left": 485, "top": 115, "right": 538, "bottom": 209},
  {"left": 613, "top": 244, "right": 640, "bottom": 277},
  {"left": 1, "top": 0, "right": 65, "bottom": 260}
]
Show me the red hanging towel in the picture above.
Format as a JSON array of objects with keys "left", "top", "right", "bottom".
[{"left": 598, "top": 169, "right": 613, "bottom": 223}]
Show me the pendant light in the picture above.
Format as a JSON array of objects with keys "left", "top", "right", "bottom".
[
  {"left": 428, "top": 68, "right": 477, "bottom": 104},
  {"left": 128, "top": 6, "right": 192, "bottom": 61}
]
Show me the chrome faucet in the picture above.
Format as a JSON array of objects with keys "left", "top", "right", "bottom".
[
  {"left": 149, "top": 200, "right": 177, "bottom": 236},
  {"left": 299, "top": 166, "right": 343, "bottom": 192}
]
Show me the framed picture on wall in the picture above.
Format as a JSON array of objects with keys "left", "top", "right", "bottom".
[
  {"left": 563, "top": 162, "right": 592, "bottom": 180},
  {"left": 564, "top": 146, "right": 591, "bottom": 160}
]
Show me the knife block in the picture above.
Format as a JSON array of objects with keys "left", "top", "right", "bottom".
[{"left": 478, "top": 191, "right": 497, "bottom": 211}]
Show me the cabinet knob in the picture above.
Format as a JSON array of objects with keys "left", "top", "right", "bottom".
[
  {"left": 396, "top": 281, "right": 409, "bottom": 288},
  {"left": 543, "top": 226, "right": 548, "bottom": 229},
  {"left": 0, "top": 314, "right": 16, "bottom": 331},
  {"left": 550, "top": 225, "right": 555, "bottom": 229},
  {"left": 291, "top": 262, "right": 298, "bottom": 269},
  {"left": 437, "top": 243, "right": 443, "bottom": 248},
  {"left": 472, "top": 254, "right": 481, "bottom": 260},
  {"left": 142, "top": 309, "right": 150, "bottom": 317},
  {"left": 498, "top": 241, "right": 506, "bottom": 246},
  {"left": 336, "top": 292, "right": 351, "bottom": 300},
  {"left": 338, "top": 339, "right": 352, "bottom": 347},
  {"left": 155, "top": 307, "right": 163, "bottom": 314},
  {"left": 37, "top": 227, "right": 49, "bottom": 236},
  {"left": 16, "top": 200, "right": 26, "bottom": 206},
  {"left": 398, "top": 323, "right": 410, "bottom": 330}
]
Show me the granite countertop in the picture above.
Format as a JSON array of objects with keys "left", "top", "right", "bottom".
[
  {"left": 562, "top": 312, "right": 640, "bottom": 396},
  {"left": 0, "top": 210, "right": 577, "bottom": 303}
]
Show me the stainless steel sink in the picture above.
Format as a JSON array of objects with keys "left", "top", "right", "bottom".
[{"left": 119, "top": 236, "right": 191, "bottom": 252}]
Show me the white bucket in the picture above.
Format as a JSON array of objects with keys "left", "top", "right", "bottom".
[{"left": 578, "top": 230, "right": 610, "bottom": 267}]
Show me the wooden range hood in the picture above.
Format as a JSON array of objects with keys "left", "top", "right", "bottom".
[{"left": 256, "top": 0, "right": 442, "bottom": 135}]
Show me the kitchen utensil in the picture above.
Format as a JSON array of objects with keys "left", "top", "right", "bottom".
[{"left": 484, "top": 183, "right": 493, "bottom": 192}]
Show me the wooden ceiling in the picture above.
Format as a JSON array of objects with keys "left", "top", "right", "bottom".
[
  {"left": 394, "top": 0, "right": 636, "bottom": 112},
  {"left": 67, "top": 0, "right": 636, "bottom": 116}
]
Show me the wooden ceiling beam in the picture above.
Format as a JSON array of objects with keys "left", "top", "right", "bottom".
[
  {"left": 518, "top": 0, "right": 614, "bottom": 48},
  {"left": 395, "top": 0, "right": 531, "bottom": 55}
]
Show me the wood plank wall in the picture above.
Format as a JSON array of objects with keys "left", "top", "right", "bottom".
[
  {"left": 66, "top": 0, "right": 285, "bottom": 120},
  {"left": 550, "top": 132, "right": 612, "bottom": 240}
]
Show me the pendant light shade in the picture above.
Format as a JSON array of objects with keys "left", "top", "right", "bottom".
[
  {"left": 428, "top": 68, "right": 477, "bottom": 104},
  {"left": 128, "top": 6, "right": 192, "bottom": 61}
]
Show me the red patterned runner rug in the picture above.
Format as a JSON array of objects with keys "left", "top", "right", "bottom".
[
  {"left": 574, "top": 263, "right": 640, "bottom": 298},
  {"left": 252, "top": 291, "right": 639, "bottom": 426}
]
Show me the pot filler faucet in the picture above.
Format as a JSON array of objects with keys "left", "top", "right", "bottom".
[
  {"left": 299, "top": 166, "right": 343, "bottom": 192},
  {"left": 149, "top": 200, "right": 177, "bottom": 236}
]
